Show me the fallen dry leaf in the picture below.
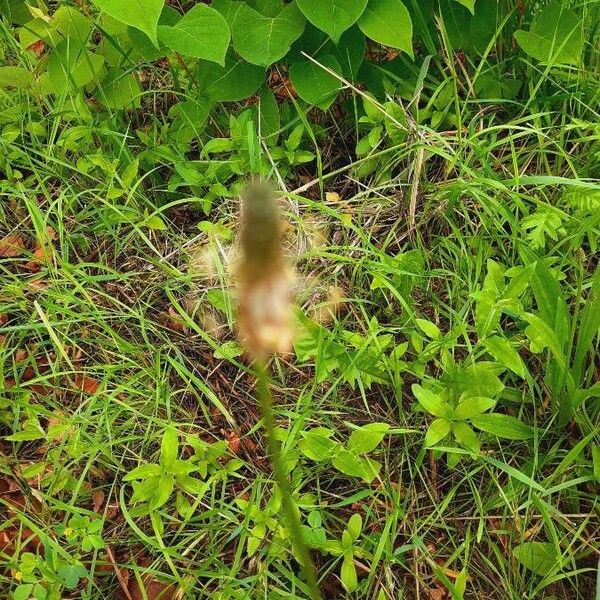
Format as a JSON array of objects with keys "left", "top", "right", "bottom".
[
  {"left": 92, "top": 489, "right": 105, "bottom": 513},
  {"left": 428, "top": 588, "right": 448, "bottom": 600},
  {"left": 127, "top": 576, "right": 178, "bottom": 600},
  {"left": 14, "top": 350, "right": 28, "bottom": 362},
  {"left": 221, "top": 429, "right": 241, "bottom": 454},
  {"left": 0, "top": 233, "right": 25, "bottom": 258},
  {"left": 24, "top": 227, "right": 57, "bottom": 271},
  {"left": 73, "top": 374, "right": 101, "bottom": 394},
  {"left": 28, "top": 40, "right": 45, "bottom": 56},
  {"left": 166, "top": 306, "right": 187, "bottom": 333}
]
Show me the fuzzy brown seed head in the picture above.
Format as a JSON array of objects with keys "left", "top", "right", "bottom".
[{"left": 235, "top": 181, "right": 293, "bottom": 358}]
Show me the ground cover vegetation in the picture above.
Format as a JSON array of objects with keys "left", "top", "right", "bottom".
[{"left": 0, "top": 0, "right": 599, "bottom": 598}]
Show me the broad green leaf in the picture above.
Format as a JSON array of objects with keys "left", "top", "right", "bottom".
[
  {"left": 299, "top": 429, "right": 338, "bottom": 461},
  {"left": 289, "top": 54, "right": 342, "bottom": 110},
  {"left": 128, "top": 6, "right": 181, "bottom": 61},
  {"left": 96, "top": 68, "right": 142, "bottom": 109},
  {"left": 514, "top": 3, "right": 583, "bottom": 65},
  {"left": 196, "top": 53, "right": 265, "bottom": 101},
  {"left": 483, "top": 336, "right": 526, "bottom": 378},
  {"left": 92, "top": 0, "right": 164, "bottom": 44},
  {"left": 255, "top": 86, "right": 280, "bottom": 139},
  {"left": 523, "top": 313, "right": 566, "bottom": 367},
  {"left": 442, "top": 361, "right": 505, "bottom": 399},
  {"left": 358, "top": 0, "right": 413, "bottom": 57},
  {"left": 334, "top": 26, "right": 365, "bottom": 80},
  {"left": 424, "top": 419, "right": 452, "bottom": 447},
  {"left": 160, "top": 429, "right": 179, "bottom": 468},
  {"left": 453, "top": 396, "right": 496, "bottom": 419},
  {"left": 296, "top": 0, "right": 367, "bottom": 43},
  {"left": 231, "top": 2, "right": 306, "bottom": 66},
  {"left": 454, "top": 0, "right": 475, "bottom": 14},
  {"left": 415, "top": 318, "right": 442, "bottom": 340},
  {"left": 346, "top": 514, "right": 362, "bottom": 542},
  {"left": 158, "top": 4, "right": 230, "bottom": 65},
  {"left": 47, "top": 40, "right": 104, "bottom": 93},
  {"left": 412, "top": 384, "right": 453, "bottom": 418},
  {"left": 0, "top": 66, "right": 35, "bottom": 89},
  {"left": 424, "top": 418, "right": 451, "bottom": 446},
  {"left": 58, "top": 564, "right": 88, "bottom": 589},
  {"left": 471, "top": 413, "right": 534, "bottom": 440},
  {"left": 0, "top": 0, "right": 30, "bottom": 24},
  {"left": 53, "top": 6, "right": 91, "bottom": 45},
  {"left": 5, "top": 427, "right": 46, "bottom": 441},
  {"left": 13, "top": 584, "right": 34, "bottom": 600},
  {"left": 169, "top": 99, "right": 212, "bottom": 144},
  {"left": 341, "top": 553, "right": 358, "bottom": 592},
  {"left": 513, "top": 542, "right": 560, "bottom": 576},
  {"left": 452, "top": 421, "right": 480, "bottom": 453},
  {"left": 332, "top": 449, "right": 378, "bottom": 482},
  {"left": 151, "top": 473, "right": 175, "bottom": 509},
  {"left": 123, "top": 463, "right": 162, "bottom": 481},
  {"left": 347, "top": 422, "right": 389, "bottom": 454}
]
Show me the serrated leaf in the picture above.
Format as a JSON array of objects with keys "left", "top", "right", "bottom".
[
  {"left": 424, "top": 418, "right": 451, "bottom": 446},
  {"left": 231, "top": 1, "right": 306, "bottom": 66},
  {"left": 347, "top": 422, "right": 389, "bottom": 454},
  {"left": 471, "top": 413, "right": 534, "bottom": 440},
  {"left": 92, "top": 0, "right": 164, "bottom": 44},
  {"left": 158, "top": 4, "right": 230, "bottom": 65},
  {"left": 289, "top": 54, "right": 342, "bottom": 109},
  {"left": 357, "top": 0, "right": 413, "bottom": 57},
  {"left": 296, "top": 0, "right": 367, "bottom": 43},
  {"left": 521, "top": 206, "right": 564, "bottom": 249}
]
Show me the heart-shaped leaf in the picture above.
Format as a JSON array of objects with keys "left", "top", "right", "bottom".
[
  {"left": 231, "top": 2, "right": 306, "bottom": 66},
  {"left": 296, "top": 0, "right": 367, "bottom": 43},
  {"left": 358, "top": 0, "right": 413, "bottom": 57},
  {"left": 92, "top": 0, "right": 164, "bottom": 44},
  {"left": 158, "top": 4, "right": 230, "bottom": 65}
]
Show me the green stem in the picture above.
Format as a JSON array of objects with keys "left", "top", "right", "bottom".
[{"left": 256, "top": 359, "right": 322, "bottom": 600}]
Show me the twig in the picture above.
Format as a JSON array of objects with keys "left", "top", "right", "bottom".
[{"left": 106, "top": 545, "right": 133, "bottom": 600}]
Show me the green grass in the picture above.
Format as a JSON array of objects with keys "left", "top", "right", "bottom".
[{"left": 1, "top": 2, "right": 600, "bottom": 599}]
